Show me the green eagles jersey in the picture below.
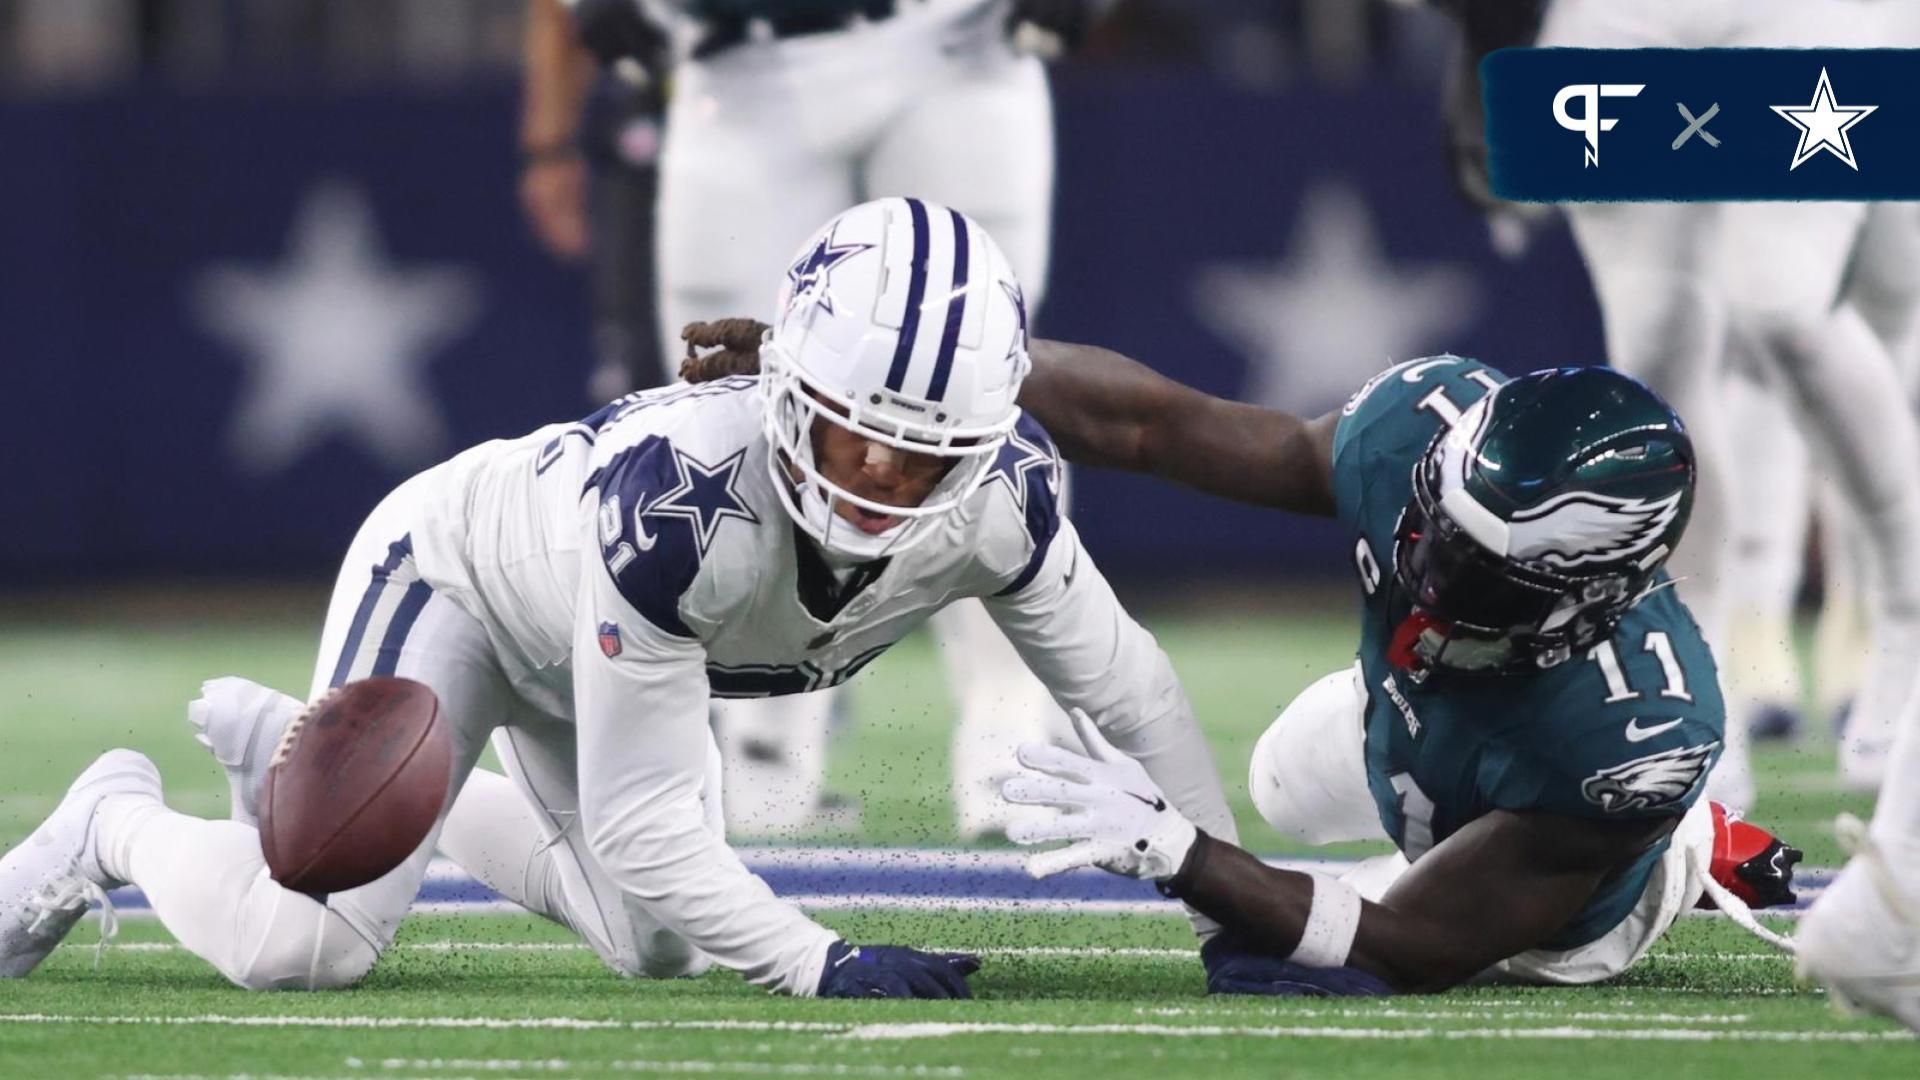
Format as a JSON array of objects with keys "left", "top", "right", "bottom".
[{"left": 1331, "top": 356, "right": 1724, "bottom": 949}]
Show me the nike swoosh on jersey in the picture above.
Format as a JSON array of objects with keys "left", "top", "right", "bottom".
[
  {"left": 631, "top": 502, "right": 658, "bottom": 552},
  {"left": 1624, "top": 716, "right": 1686, "bottom": 743}
]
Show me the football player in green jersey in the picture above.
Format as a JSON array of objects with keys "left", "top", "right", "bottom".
[
  {"left": 673, "top": 321, "right": 1803, "bottom": 995},
  {"left": 992, "top": 343, "right": 1804, "bottom": 995}
]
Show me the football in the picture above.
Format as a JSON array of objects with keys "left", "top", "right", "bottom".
[{"left": 258, "top": 676, "right": 451, "bottom": 895}]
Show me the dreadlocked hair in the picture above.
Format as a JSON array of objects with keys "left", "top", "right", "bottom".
[{"left": 678, "top": 318, "right": 769, "bottom": 383}]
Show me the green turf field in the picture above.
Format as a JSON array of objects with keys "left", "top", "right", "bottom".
[{"left": 0, "top": 599, "right": 1910, "bottom": 1077}]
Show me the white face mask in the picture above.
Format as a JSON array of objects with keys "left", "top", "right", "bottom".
[{"left": 759, "top": 344, "right": 1014, "bottom": 560}]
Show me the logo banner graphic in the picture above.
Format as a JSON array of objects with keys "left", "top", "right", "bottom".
[{"left": 1487, "top": 49, "right": 1918, "bottom": 201}]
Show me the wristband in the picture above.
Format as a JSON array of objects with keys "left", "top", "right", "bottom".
[
  {"left": 1156, "top": 829, "right": 1211, "bottom": 898},
  {"left": 1293, "top": 873, "right": 1362, "bottom": 968}
]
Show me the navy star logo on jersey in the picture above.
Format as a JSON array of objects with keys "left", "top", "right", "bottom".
[
  {"left": 984, "top": 426, "right": 1055, "bottom": 511},
  {"left": 642, "top": 446, "right": 761, "bottom": 556},
  {"left": 786, "top": 232, "right": 873, "bottom": 315}
]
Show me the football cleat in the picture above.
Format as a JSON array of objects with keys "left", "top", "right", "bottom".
[
  {"left": 1795, "top": 814, "right": 1920, "bottom": 1030},
  {"left": 1695, "top": 801, "right": 1801, "bottom": 911},
  {"left": 189, "top": 676, "right": 304, "bottom": 828},
  {"left": 0, "top": 749, "right": 161, "bottom": 977},
  {"left": 1748, "top": 702, "right": 1804, "bottom": 743}
]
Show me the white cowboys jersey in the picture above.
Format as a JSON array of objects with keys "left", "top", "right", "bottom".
[{"left": 400, "top": 376, "right": 1237, "bottom": 994}]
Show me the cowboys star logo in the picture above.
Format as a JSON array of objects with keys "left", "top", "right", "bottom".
[
  {"left": 1581, "top": 742, "right": 1719, "bottom": 813},
  {"left": 785, "top": 232, "right": 872, "bottom": 316}
]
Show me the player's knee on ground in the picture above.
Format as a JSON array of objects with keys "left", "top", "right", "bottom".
[
  {"left": 589, "top": 900, "right": 710, "bottom": 980},
  {"left": 1248, "top": 666, "right": 1384, "bottom": 846},
  {"left": 229, "top": 887, "right": 381, "bottom": 991}
]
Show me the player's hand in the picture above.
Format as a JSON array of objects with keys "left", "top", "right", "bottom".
[
  {"left": 1201, "top": 936, "right": 1394, "bottom": 997},
  {"left": 1001, "top": 709, "right": 1197, "bottom": 881},
  {"left": 815, "top": 941, "right": 981, "bottom": 999},
  {"left": 520, "top": 152, "right": 590, "bottom": 262}
]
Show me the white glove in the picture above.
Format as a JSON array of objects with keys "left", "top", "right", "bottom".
[{"left": 1000, "top": 709, "right": 1198, "bottom": 881}]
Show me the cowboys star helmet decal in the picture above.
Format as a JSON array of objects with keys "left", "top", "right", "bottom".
[
  {"left": 1506, "top": 489, "right": 1686, "bottom": 570},
  {"left": 1581, "top": 742, "right": 1719, "bottom": 813}
]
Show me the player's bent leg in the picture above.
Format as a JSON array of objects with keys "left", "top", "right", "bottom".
[
  {"left": 1248, "top": 665, "right": 1387, "bottom": 846},
  {"left": 438, "top": 723, "right": 710, "bottom": 979},
  {"left": 1494, "top": 799, "right": 1717, "bottom": 985},
  {"left": 110, "top": 807, "right": 378, "bottom": 990}
]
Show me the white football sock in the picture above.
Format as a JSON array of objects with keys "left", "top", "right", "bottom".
[
  {"left": 933, "top": 599, "right": 1070, "bottom": 840},
  {"left": 1719, "top": 373, "right": 1810, "bottom": 713},
  {"left": 710, "top": 691, "right": 833, "bottom": 839},
  {"left": 1813, "top": 490, "right": 1874, "bottom": 722}
]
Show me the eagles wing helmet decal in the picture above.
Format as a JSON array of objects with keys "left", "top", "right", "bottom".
[
  {"left": 1581, "top": 742, "right": 1719, "bottom": 813},
  {"left": 1506, "top": 489, "right": 1686, "bottom": 570}
]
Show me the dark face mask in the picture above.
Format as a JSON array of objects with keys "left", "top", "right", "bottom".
[{"left": 1390, "top": 462, "right": 1645, "bottom": 676}]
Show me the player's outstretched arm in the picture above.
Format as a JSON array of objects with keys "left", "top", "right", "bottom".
[
  {"left": 1169, "top": 809, "right": 1676, "bottom": 992},
  {"left": 1023, "top": 340, "right": 1339, "bottom": 516},
  {"left": 1005, "top": 731, "right": 1676, "bottom": 992}
]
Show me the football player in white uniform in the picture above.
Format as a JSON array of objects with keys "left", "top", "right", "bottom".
[
  {"left": 0, "top": 200, "right": 1235, "bottom": 996},
  {"left": 633, "top": 0, "right": 1091, "bottom": 839}
]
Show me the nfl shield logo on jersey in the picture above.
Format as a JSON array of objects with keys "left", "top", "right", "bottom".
[{"left": 598, "top": 621, "right": 623, "bottom": 659}]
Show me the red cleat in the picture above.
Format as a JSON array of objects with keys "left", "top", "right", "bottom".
[{"left": 1696, "top": 801, "right": 1802, "bottom": 911}]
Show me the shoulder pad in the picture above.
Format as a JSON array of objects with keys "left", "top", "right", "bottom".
[{"left": 585, "top": 434, "right": 763, "bottom": 638}]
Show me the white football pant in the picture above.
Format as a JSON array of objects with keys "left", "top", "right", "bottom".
[{"left": 94, "top": 473, "right": 715, "bottom": 989}]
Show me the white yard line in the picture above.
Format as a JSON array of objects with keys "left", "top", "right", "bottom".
[
  {"left": 93, "top": 942, "right": 1201, "bottom": 958},
  {"left": 835, "top": 1021, "right": 1911, "bottom": 1043},
  {"left": 4, "top": 1014, "right": 1899, "bottom": 1045},
  {"left": 1133, "top": 1007, "right": 1754, "bottom": 1024},
  {"left": 348, "top": 1059, "right": 963, "bottom": 1077},
  {"left": 0, "top": 1014, "right": 844, "bottom": 1033}
]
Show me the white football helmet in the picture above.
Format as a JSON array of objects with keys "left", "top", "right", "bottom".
[{"left": 760, "top": 198, "right": 1031, "bottom": 559}]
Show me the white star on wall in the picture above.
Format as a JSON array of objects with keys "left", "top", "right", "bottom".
[
  {"left": 193, "top": 181, "right": 481, "bottom": 474},
  {"left": 1771, "top": 67, "right": 1876, "bottom": 171},
  {"left": 1192, "top": 184, "right": 1480, "bottom": 416}
]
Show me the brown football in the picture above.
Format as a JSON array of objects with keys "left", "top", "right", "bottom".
[{"left": 258, "top": 676, "right": 451, "bottom": 895}]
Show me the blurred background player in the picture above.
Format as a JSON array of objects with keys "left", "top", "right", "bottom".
[
  {"left": 1445, "top": 0, "right": 1920, "bottom": 810},
  {"left": 555, "top": 0, "right": 1112, "bottom": 839},
  {"left": 520, "top": 0, "right": 673, "bottom": 400}
]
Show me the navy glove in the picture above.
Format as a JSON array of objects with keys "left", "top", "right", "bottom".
[
  {"left": 1201, "top": 936, "right": 1394, "bottom": 997},
  {"left": 817, "top": 941, "right": 981, "bottom": 999}
]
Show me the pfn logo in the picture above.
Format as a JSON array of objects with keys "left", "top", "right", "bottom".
[{"left": 1553, "top": 83, "right": 1645, "bottom": 167}]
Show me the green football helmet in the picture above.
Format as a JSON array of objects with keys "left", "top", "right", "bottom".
[{"left": 1389, "top": 366, "right": 1695, "bottom": 677}]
